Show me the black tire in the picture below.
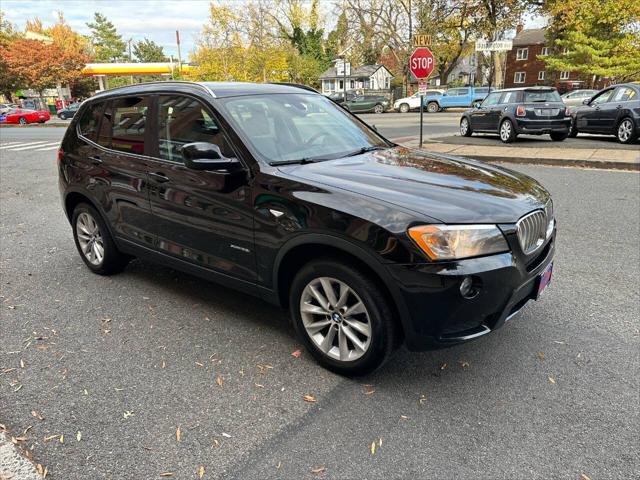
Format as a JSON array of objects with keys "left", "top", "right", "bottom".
[
  {"left": 18, "top": 117, "right": 27, "bottom": 125},
  {"left": 616, "top": 117, "right": 638, "bottom": 144},
  {"left": 373, "top": 103, "right": 385, "bottom": 114},
  {"left": 499, "top": 119, "right": 517, "bottom": 143},
  {"left": 550, "top": 131, "right": 568, "bottom": 141},
  {"left": 568, "top": 118, "right": 578, "bottom": 137},
  {"left": 289, "top": 257, "right": 399, "bottom": 376},
  {"left": 426, "top": 102, "right": 439, "bottom": 113},
  {"left": 71, "top": 203, "right": 130, "bottom": 275},
  {"left": 399, "top": 103, "right": 410, "bottom": 113},
  {"left": 460, "top": 117, "right": 473, "bottom": 137},
  {"left": 59, "top": 113, "right": 66, "bottom": 120}
]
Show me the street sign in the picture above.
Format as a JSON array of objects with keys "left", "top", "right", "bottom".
[
  {"left": 412, "top": 34, "right": 432, "bottom": 47},
  {"left": 336, "top": 61, "right": 351, "bottom": 76},
  {"left": 418, "top": 81, "right": 427, "bottom": 96},
  {"left": 410, "top": 47, "right": 435, "bottom": 80},
  {"left": 475, "top": 40, "right": 513, "bottom": 52}
]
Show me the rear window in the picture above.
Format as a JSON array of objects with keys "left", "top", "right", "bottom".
[
  {"left": 523, "top": 90, "right": 562, "bottom": 102},
  {"left": 78, "top": 102, "right": 105, "bottom": 142}
]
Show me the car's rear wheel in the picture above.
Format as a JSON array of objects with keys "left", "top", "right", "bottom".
[
  {"left": 399, "top": 103, "right": 410, "bottom": 113},
  {"left": 568, "top": 119, "right": 578, "bottom": 137},
  {"left": 18, "top": 117, "right": 27, "bottom": 125},
  {"left": 289, "top": 258, "right": 398, "bottom": 376},
  {"left": 72, "top": 203, "right": 130, "bottom": 275},
  {"left": 550, "top": 131, "right": 568, "bottom": 141},
  {"left": 460, "top": 117, "right": 473, "bottom": 137},
  {"left": 616, "top": 118, "right": 637, "bottom": 144},
  {"left": 373, "top": 104, "right": 385, "bottom": 114},
  {"left": 426, "top": 102, "right": 439, "bottom": 113},
  {"left": 499, "top": 119, "right": 517, "bottom": 143}
]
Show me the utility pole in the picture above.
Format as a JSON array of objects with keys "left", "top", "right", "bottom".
[
  {"left": 176, "top": 30, "right": 182, "bottom": 76},
  {"left": 407, "top": 0, "right": 412, "bottom": 97},
  {"left": 128, "top": 39, "right": 134, "bottom": 85}
]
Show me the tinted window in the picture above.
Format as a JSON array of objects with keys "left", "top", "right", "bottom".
[
  {"left": 482, "top": 92, "right": 501, "bottom": 106},
  {"left": 425, "top": 90, "right": 442, "bottom": 96},
  {"left": 111, "top": 96, "right": 148, "bottom": 155},
  {"left": 157, "top": 95, "right": 234, "bottom": 163},
  {"left": 523, "top": 90, "right": 562, "bottom": 102},
  {"left": 78, "top": 102, "right": 105, "bottom": 142},
  {"left": 96, "top": 101, "right": 112, "bottom": 148},
  {"left": 457, "top": 89, "right": 469, "bottom": 95},
  {"left": 501, "top": 91, "right": 518, "bottom": 103},
  {"left": 591, "top": 89, "right": 614, "bottom": 105}
]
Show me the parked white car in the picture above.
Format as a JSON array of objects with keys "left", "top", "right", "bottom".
[{"left": 393, "top": 90, "right": 444, "bottom": 113}]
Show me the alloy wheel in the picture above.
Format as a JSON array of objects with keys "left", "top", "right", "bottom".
[
  {"left": 460, "top": 118, "right": 469, "bottom": 135},
  {"left": 76, "top": 212, "right": 105, "bottom": 266},
  {"left": 399, "top": 103, "right": 409, "bottom": 113},
  {"left": 374, "top": 104, "right": 384, "bottom": 114},
  {"left": 500, "top": 121, "right": 512, "bottom": 141},
  {"left": 427, "top": 103, "right": 438, "bottom": 113},
  {"left": 19, "top": 117, "right": 27, "bottom": 125},
  {"left": 618, "top": 119, "right": 633, "bottom": 142},
  {"left": 300, "top": 276, "right": 372, "bottom": 362}
]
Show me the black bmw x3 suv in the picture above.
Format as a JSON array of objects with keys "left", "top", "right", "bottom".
[{"left": 58, "top": 81, "right": 556, "bottom": 375}]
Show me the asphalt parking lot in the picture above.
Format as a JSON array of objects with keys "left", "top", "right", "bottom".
[{"left": 1, "top": 127, "right": 639, "bottom": 479}]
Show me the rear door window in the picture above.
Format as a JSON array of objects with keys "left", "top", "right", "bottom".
[
  {"left": 501, "top": 91, "right": 518, "bottom": 103},
  {"left": 110, "top": 96, "right": 149, "bottom": 155},
  {"left": 613, "top": 87, "right": 637, "bottom": 102},
  {"left": 78, "top": 102, "right": 105, "bottom": 142},
  {"left": 157, "top": 95, "right": 234, "bottom": 163}
]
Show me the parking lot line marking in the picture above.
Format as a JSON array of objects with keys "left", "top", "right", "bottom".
[
  {"left": 6, "top": 141, "right": 56, "bottom": 151},
  {"left": 0, "top": 141, "right": 22, "bottom": 146},
  {"left": 34, "top": 145, "right": 60, "bottom": 151}
]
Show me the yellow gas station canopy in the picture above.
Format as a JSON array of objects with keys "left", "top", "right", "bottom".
[{"left": 82, "top": 62, "right": 193, "bottom": 76}]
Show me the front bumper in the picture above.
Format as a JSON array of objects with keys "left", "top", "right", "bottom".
[
  {"left": 387, "top": 227, "right": 555, "bottom": 351},
  {"left": 515, "top": 117, "right": 571, "bottom": 134}
]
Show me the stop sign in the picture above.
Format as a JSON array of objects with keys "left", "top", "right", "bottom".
[{"left": 410, "top": 47, "right": 435, "bottom": 80}]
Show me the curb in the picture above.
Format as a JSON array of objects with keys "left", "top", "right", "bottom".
[
  {"left": 0, "top": 122, "right": 69, "bottom": 128},
  {"left": 0, "top": 431, "right": 42, "bottom": 479}
]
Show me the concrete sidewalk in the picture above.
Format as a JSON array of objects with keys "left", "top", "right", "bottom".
[{"left": 392, "top": 136, "right": 640, "bottom": 171}]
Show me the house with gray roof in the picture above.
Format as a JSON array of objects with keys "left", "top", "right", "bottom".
[{"left": 319, "top": 64, "right": 394, "bottom": 94}]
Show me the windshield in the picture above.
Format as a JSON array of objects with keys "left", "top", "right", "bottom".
[
  {"left": 523, "top": 90, "right": 562, "bottom": 102},
  {"left": 218, "top": 93, "right": 389, "bottom": 164}
]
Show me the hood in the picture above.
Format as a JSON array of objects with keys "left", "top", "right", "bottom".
[{"left": 280, "top": 146, "right": 550, "bottom": 224}]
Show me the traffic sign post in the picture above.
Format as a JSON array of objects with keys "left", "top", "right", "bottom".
[{"left": 410, "top": 47, "right": 435, "bottom": 148}]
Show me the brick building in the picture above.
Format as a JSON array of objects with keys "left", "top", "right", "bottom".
[{"left": 504, "top": 26, "right": 579, "bottom": 89}]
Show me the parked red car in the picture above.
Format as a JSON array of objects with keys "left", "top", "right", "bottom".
[{"left": 0, "top": 108, "right": 50, "bottom": 125}]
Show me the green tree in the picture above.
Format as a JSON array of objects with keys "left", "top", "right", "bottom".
[
  {"left": 133, "top": 38, "right": 166, "bottom": 62},
  {"left": 87, "top": 12, "right": 126, "bottom": 62},
  {"left": 543, "top": 0, "right": 640, "bottom": 84}
]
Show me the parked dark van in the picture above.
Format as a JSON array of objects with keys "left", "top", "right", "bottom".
[
  {"left": 59, "top": 81, "right": 555, "bottom": 375},
  {"left": 460, "top": 87, "right": 571, "bottom": 143}
]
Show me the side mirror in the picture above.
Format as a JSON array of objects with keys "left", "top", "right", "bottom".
[
  {"left": 371, "top": 124, "right": 378, "bottom": 132},
  {"left": 473, "top": 101, "right": 482, "bottom": 108},
  {"left": 181, "top": 142, "right": 243, "bottom": 172},
  {"left": 582, "top": 98, "right": 590, "bottom": 105}
]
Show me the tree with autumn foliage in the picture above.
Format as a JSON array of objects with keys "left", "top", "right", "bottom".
[
  {"left": 0, "top": 38, "right": 88, "bottom": 102},
  {"left": 543, "top": 0, "right": 640, "bottom": 85}
]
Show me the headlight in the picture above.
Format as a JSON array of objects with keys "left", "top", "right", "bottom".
[{"left": 408, "top": 224, "right": 509, "bottom": 260}]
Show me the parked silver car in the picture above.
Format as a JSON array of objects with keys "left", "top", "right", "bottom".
[{"left": 561, "top": 89, "right": 599, "bottom": 106}]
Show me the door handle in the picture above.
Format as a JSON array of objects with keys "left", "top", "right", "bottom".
[
  {"left": 616, "top": 104, "right": 622, "bottom": 109},
  {"left": 149, "top": 172, "right": 170, "bottom": 183},
  {"left": 89, "top": 155, "right": 102, "bottom": 165}
]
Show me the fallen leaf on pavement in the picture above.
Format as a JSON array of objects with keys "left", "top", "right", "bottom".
[
  {"left": 276, "top": 461, "right": 281, "bottom": 469},
  {"left": 76, "top": 431, "right": 81, "bottom": 442},
  {"left": 400, "top": 415, "right": 409, "bottom": 420},
  {"left": 291, "top": 349, "right": 302, "bottom": 358},
  {"left": 31, "top": 410, "right": 44, "bottom": 420},
  {"left": 538, "top": 351, "right": 545, "bottom": 361},
  {"left": 310, "top": 466, "right": 326, "bottom": 474},
  {"left": 255, "top": 383, "right": 264, "bottom": 388},
  {"left": 363, "top": 384, "right": 375, "bottom": 395},
  {"left": 419, "top": 394, "right": 427, "bottom": 405},
  {"left": 580, "top": 474, "right": 591, "bottom": 480},
  {"left": 370, "top": 441, "right": 376, "bottom": 455},
  {"left": 44, "top": 435, "right": 61, "bottom": 442},
  {"left": 198, "top": 465, "right": 205, "bottom": 478},
  {"left": 303, "top": 394, "right": 317, "bottom": 403},
  {"left": 215, "top": 376, "right": 223, "bottom": 387},
  {"left": 548, "top": 376, "right": 556, "bottom": 384},
  {"left": 221, "top": 432, "right": 231, "bottom": 438},
  {"left": 176, "top": 426, "right": 182, "bottom": 442},
  {"left": 256, "top": 364, "right": 274, "bottom": 374},
  {"left": 159, "top": 473, "right": 174, "bottom": 477},
  {"left": 13, "top": 435, "right": 28, "bottom": 442},
  {"left": 124, "top": 411, "right": 134, "bottom": 418},
  {"left": 59, "top": 434, "right": 64, "bottom": 444},
  {"left": 379, "top": 438, "right": 383, "bottom": 447},
  {"left": 459, "top": 361, "right": 470, "bottom": 368},
  {"left": 20, "top": 359, "right": 25, "bottom": 368},
  {"left": 440, "top": 363, "right": 447, "bottom": 370}
]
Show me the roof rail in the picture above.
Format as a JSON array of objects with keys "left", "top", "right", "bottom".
[
  {"left": 92, "top": 80, "right": 214, "bottom": 98},
  {"left": 267, "top": 82, "right": 319, "bottom": 94}
]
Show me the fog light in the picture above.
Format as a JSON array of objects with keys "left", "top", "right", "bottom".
[{"left": 460, "top": 276, "right": 474, "bottom": 297}]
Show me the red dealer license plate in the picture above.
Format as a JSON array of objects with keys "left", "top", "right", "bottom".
[{"left": 537, "top": 262, "right": 553, "bottom": 298}]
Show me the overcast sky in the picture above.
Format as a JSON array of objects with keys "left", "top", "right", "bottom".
[{"left": 2, "top": 0, "right": 545, "bottom": 61}]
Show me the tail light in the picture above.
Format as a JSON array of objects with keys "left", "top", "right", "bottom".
[
  {"left": 57, "top": 148, "right": 64, "bottom": 166},
  {"left": 516, "top": 105, "right": 526, "bottom": 116}
]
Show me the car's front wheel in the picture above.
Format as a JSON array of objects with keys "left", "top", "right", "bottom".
[
  {"left": 18, "top": 117, "right": 27, "bottom": 125},
  {"left": 460, "top": 117, "right": 473, "bottom": 137},
  {"left": 290, "top": 258, "right": 398, "bottom": 376},
  {"left": 399, "top": 103, "right": 410, "bottom": 113},
  {"left": 426, "top": 102, "right": 439, "bottom": 113},
  {"left": 499, "top": 119, "right": 517, "bottom": 143},
  {"left": 72, "top": 203, "right": 130, "bottom": 275},
  {"left": 616, "top": 118, "right": 638, "bottom": 144},
  {"left": 373, "top": 104, "right": 385, "bottom": 114},
  {"left": 59, "top": 113, "right": 67, "bottom": 120}
]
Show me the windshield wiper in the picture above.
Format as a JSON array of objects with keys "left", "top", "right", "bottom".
[
  {"left": 343, "top": 146, "right": 386, "bottom": 157},
  {"left": 270, "top": 157, "right": 326, "bottom": 166}
]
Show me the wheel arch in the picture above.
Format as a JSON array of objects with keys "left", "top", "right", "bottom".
[{"left": 273, "top": 234, "right": 409, "bottom": 340}]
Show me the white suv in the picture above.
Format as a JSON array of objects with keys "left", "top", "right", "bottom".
[{"left": 393, "top": 90, "right": 444, "bottom": 113}]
